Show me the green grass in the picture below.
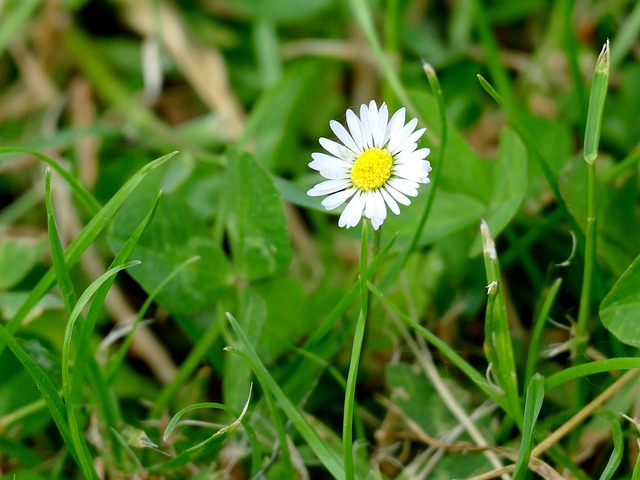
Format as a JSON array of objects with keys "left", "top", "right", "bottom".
[{"left": 1, "top": 1, "right": 640, "bottom": 479}]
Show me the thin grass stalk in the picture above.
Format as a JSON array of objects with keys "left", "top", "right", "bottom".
[
  {"left": 561, "top": 0, "right": 587, "bottom": 121},
  {"left": 524, "top": 278, "right": 562, "bottom": 384},
  {"left": 346, "top": 0, "right": 418, "bottom": 120},
  {"left": 473, "top": 0, "right": 517, "bottom": 111},
  {"left": 380, "top": 62, "right": 448, "bottom": 290},
  {"left": 343, "top": 221, "right": 369, "bottom": 480}
]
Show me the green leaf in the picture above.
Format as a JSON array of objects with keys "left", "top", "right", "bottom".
[
  {"left": 225, "top": 149, "right": 292, "bottom": 282},
  {"left": 600, "top": 253, "right": 640, "bottom": 347},
  {"left": 0, "top": 237, "right": 47, "bottom": 290},
  {"left": 110, "top": 194, "right": 233, "bottom": 314}
]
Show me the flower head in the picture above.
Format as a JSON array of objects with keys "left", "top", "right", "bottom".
[{"left": 307, "top": 100, "right": 431, "bottom": 230}]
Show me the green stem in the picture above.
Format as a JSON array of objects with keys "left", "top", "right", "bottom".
[
  {"left": 343, "top": 221, "right": 369, "bottom": 479},
  {"left": 576, "top": 161, "right": 596, "bottom": 342}
]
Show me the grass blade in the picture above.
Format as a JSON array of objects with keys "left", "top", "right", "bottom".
[
  {"left": 61, "top": 261, "right": 140, "bottom": 480},
  {"left": 597, "top": 410, "right": 624, "bottom": 480},
  {"left": 513, "top": 374, "right": 545, "bottom": 480},
  {"left": 524, "top": 278, "right": 562, "bottom": 383}
]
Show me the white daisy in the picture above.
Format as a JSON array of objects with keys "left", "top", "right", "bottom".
[{"left": 307, "top": 100, "right": 431, "bottom": 230}]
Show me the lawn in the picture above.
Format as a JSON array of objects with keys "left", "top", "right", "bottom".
[{"left": 1, "top": 0, "right": 640, "bottom": 479}]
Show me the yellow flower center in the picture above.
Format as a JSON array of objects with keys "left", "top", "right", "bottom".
[{"left": 350, "top": 148, "right": 393, "bottom": 191}]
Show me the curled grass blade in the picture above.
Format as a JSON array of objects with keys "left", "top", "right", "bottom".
[
  {"left": 0, "top": 151, "right": 176, "bottom": 357},
  {"left": 545, "top": 360, "right": 640, "bottom": 390},
  {"left": 149, "top": 390, "right": 253, "bottom": 472},
  {"left": 226, "top": 312, "right": 345, "bottom": 479},
  {"left": 513, "top": 374, "right": 545, "bottom": 480},
  {"left": 61, "top": 261, "right": 140, "bottom": 480},
  {"left": 0, "top": 147, "right": 101, "bottom": 215}
]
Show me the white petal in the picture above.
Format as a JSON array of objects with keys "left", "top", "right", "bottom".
[
  {"left": 394, "top": 148, "right": 431, "bottom": 164},
  {"left": 322, "top": 188, "right": 357, "bottom": 210},
  {"left": 363, "top": 190, "right": 376, "bottom": 220},
  {"left": 371, "top": 102, "right": 389, "bottom": 147},
  {"left": 387, "top": 118, "right": 418, "bottom": 153},
  {"left": 380, "top": 187, "right": 400, "bottom": 215},
  {"left": 373, "top": 190, "right": 387, "bottom": 221},
  {"left": 330, "top": 120, "right": 359, "bottom": 153},
  {"left": 310, "top": 152, "right": 351, "bottom": 168},
  {"left": 346, "top": 109, "right": 365, "bottom": 151},
  {"left": 307, "top": 179, "right": 350, "bottom": 196},
  {"left": 359, "top": 103, "right": 374, "bottom": 149},
  {"left": 384, "top": 107, "right": 406, "bottom": 145},
  {"left": 393, "top": 162, "right": 431, "bottom": 181},
  {"left": 338, "top": 191, "right": 366, "bottom": 228},
  {"left": 388, "top": 178, "right": 419, "bottom": 197},
  {"left": 319, "top": 137, "right": 357, "bottom": 161},
  {"left": 390, "top": 127, "right": 426, "bottom": 155},
  {"left": 384, "top": 184, "right": 411, "bottom": 206}
]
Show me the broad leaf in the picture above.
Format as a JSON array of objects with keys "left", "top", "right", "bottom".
[
  {"left": 600, "top": 253, "right": 640, "bottom": 347},
  {"left": 225, "top": 149, "right": 292, "bottom": 282}
]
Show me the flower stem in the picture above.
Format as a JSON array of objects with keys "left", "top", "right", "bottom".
[{"left": 343, "top": 221, "right": 369, "bottom": 479}]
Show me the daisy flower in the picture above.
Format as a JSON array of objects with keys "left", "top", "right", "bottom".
[{"left": 307, "top": 100, "right": 431, "bottom": 230}]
